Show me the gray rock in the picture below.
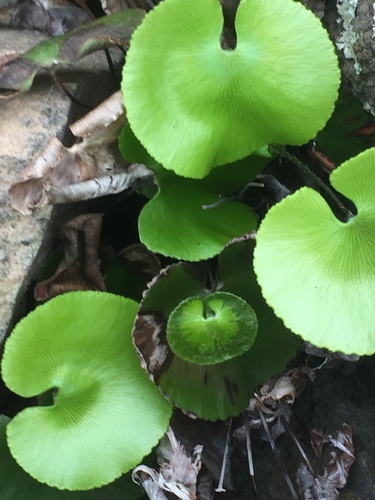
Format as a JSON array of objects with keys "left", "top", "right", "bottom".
[
  {"left": 0, "top": 28, "right": 122, "bottom": 342},
  {"left": 324, "top": 0, "right": 375, "bottom": 116}
]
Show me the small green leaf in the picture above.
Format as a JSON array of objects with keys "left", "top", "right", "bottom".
[
  {"left": 133, "top": 264, "right": 260, "bottom": 420},
  {"left": 167, "top": 292, "right": 257, "bottom": 364},
  {"left": 138, "top": 166, "right": 257, "bottom": 261}
]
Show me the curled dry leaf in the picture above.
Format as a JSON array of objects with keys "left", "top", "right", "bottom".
[
  {"left": 244, "top": 366, "right": 315, "bottom": 440},
  {"left": 0, "top": 9, "right": 145, "bottom": 91},
  {"left": 304, "top": 343, "right": 360, "bottom": 372},
  {"left": 34, "top": 213, "right": 108, "bottom": 300},
  {"left": 297, "top": 424, "right": 354, "bottom": 499},
  {"left": 46, "top": 163, "right": 152, "bottom": 205},
  {"left": 133, "top": 428, "right": 203, "bottom": 500},
  {"left": 9, "top": 91, "right": 131, "bottom": 215},
  {"left": 170, "top": 410, "right": 232, "bottom": 489}
]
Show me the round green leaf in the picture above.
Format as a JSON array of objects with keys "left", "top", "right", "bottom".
[
  {"left": 1, "top": 291, "right": 172, "bottom": 490},
  {"left": 133, "top": 264, "right": 260, "bottom": 420},
  {"left": 254, "top": 148, "right": 375, "bottom": 355},
  {"left": 167, "top": 292, "right": 257, "bottom": 364},
  {"left": 122, "top": 0, "right": 340, "bottom": 178},
  {"left": 0, "top": 415, "right": 143, "bottom": 499},
  {"left": 138, "top": 167, "right": 257, "bottom": 261}
]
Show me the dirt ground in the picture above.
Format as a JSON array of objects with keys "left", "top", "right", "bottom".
[{"left": 220, "top": 357, "right": 375, "bottom": 499}]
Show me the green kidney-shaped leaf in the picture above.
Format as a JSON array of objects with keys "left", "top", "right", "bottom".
[
  {"left": 0, "top": 416, "right": 143, "bottom": 499},
  {"left": 122, "top": 0, "right": 339, "bottom": 178},
  {"left": 133, "top": 264, "right": 261, "bottom": 420},
  {"left": 167, "top": 292, "right": 257, "bottom": 364},
  {"left": 254, "top": 147, "right": 375, "bottom": 355},
  {"left": 1, "top": 292, "right": 172, "bottom": 490},
  {"left": 138, "top": 166, "right": 257, "bottom": 261}
]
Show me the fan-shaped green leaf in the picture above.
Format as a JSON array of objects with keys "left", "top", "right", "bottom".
[
  {"left": 0, "top": 415, "right": 143, "bottom": 499},
  {"left": 254, "top": 148, "right": 375, "bottom": 355},
  {"left": 122, "top": 0, "right": 339, "bottom": 178},
  {"left": 133, "top": 265, "right": 260, "bottom": 420},
  {"left": 1, "top": 292, "right": 172, "bottom": 490}
]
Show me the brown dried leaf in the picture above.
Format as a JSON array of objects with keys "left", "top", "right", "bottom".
[
  {"left": 233, "top": 367, "right": 315, "bottom": 444},
  {"left": 0, "top": 53, "right": 18, "bottom": 67},
  {"left": 34, "top": 213, "right": 108, "bottom": 300},
  {"left": 170, "top": 411, "right": 232, "bottom": 489},
  {"left": 297, "top": 424, "right": 355, "bottom": 499},
  {"left": 11, "top": 0, "right": 90, "bottom": 35},
  {"left": 115, "top": 243, "right": 161, "bottom": 277},
  {"left": 0, "top": 10, "right": 145, "bottom": 91},
  {"left": 9, "top": 91, "right": 126, "bottom": 215},
  {"left": 297, "top": 463, "right": 339, "bottom": 500},
  {"left": 132, "top": 428, "right": 203, "bottom": 500},
  {"left": 46, "top": 164, "right": 152, "bottom": 205},
  {"left": 248, "top": 366, "right": 314, "bottom": 423}
]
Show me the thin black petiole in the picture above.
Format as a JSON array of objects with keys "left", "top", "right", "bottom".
[
  {"left": 280, "top": 413, "right": 315, "bottom": 477},
  {"left": 270, "top": 145, "right": 354, "bottom": 221},
  {"left": 258, "top": 410, "right": 299, "bottom": 500},
  {"left": 202, "top": 182, "right": 264, "bottom": 210}
]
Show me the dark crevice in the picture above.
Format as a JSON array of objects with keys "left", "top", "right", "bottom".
[{"left": 220, "top": 0, "right": 241, "bottom": 51}]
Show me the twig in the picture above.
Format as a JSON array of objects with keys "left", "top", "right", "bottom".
[
  {"left": 46, "top": 164, "right": 153, "bottom": 204},
  {"left": 245, "top": 413, "right": 257, "bottom": 494},
  {"left": 258, "top": 410, "right": 299, "bottom": 500},
  {"left": 281, "top": 413, "right": 315, "bottom": 476},
  {"left": 215, "top": 417, "right": 233, "bottom": 493}
]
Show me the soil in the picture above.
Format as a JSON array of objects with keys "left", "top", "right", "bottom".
[{"left": 222, "top": 357, "right": 375, "bottom": 499}]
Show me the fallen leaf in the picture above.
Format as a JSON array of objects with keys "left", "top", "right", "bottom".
[
  {"left": 349, "top": 121, "right": 375, "bottom": 137},
  {"left": 133, "top": 428, "right": 203, "bottom": 500},
  {"left": 9, "top": 91, "right": 136, "bottom": 214},
  {"left": 104, "top": 243, "right": 161, "bottom": 301},
  {"left": 297, "top": 424, "right": 355, "bottom": 499},
  {"left": 170, "top": 410, "right": 233, "bottom": 490},
  {"left": 11, "top": 0, "right": 90, "bottom": 36},
  {"left": 34, "top": 213, "right": 109, "bottom": 300},
  {"left": 0, "top": 9, "right": 145, "bottom": 91},
  {"left": 243, "top": 366, "right": 315, "bottom": 440}
]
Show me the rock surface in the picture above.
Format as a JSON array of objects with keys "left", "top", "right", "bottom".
[
  {"left": 0, "top": 28, "right": 121, "bottom": 343},
  {"left": 324, "top": 0, "right": 375, "bottom": 116}
]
